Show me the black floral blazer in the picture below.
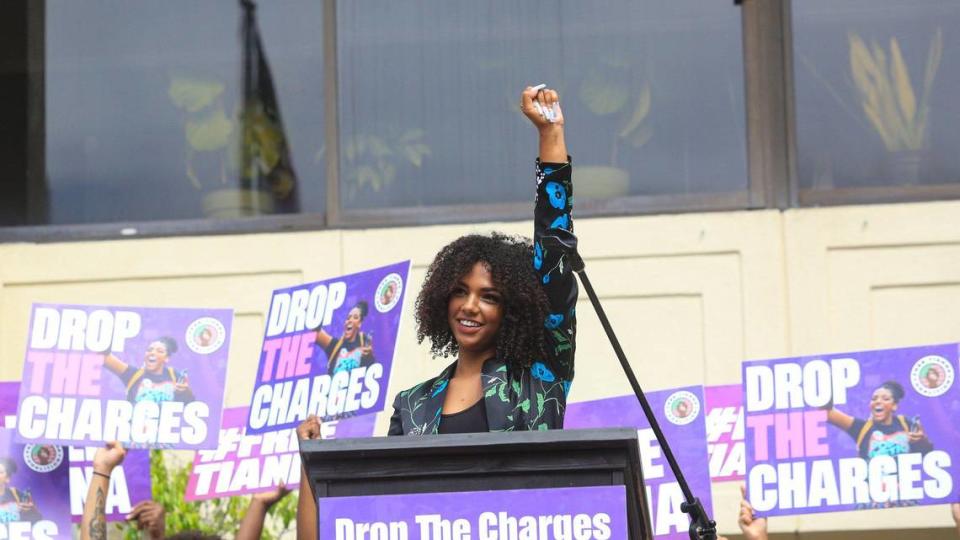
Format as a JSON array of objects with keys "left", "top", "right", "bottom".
[{"left": 389, "top": 159, "right": 578, "bottom": 435}]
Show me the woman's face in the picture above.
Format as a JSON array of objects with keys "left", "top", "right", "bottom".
[
  {"left": 447, "top": 262, "right": 504, "bottom": 359},
  {"left": 199, "top": 327, "right": 213, "bottom": 346},
  {"left": 926, "top": 367, "right": 942, "bottom": 387},
  {"left": 382, "top": 283, "right": 396, "bottom": 304},
  {"left": 144, "top": 341, "right": 170, "bottom": 373},
  {"left": 344, "top": 307, "right": 363, "bottom": 340},
  {"left": 869, "top": 387, "right": 898, "bottom": 424}
]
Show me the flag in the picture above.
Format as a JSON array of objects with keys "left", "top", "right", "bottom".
[{"left": 240, "top": 0, "right": 300, "bottom": 213}]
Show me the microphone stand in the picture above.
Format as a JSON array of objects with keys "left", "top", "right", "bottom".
[{"left": 543, "top": 234, "right": 717, "bottom": 540}]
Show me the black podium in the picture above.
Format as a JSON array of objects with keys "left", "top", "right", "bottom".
[{"left": 301, "top": 427, "right": 652, "bottom": 539}]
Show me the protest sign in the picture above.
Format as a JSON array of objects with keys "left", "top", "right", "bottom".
[
  {"left": 0, "top": 382, "right": 18, "bottom": 429},
  {"left": 705, "top": 384, "right": 745, "bottom": 482},
  {"left": 187, "top": 406, "right": 376, "bottom": 500},
  {"left": 68, "top": 447, "right": 152, "bottom": 522},
  {"left": 318, "top": 486, "right": 627, "bottom": 540},
  {"left": 247, "top": 261, "right": 410, "bottom": 434},
  {"left": 743, "top": 343, "right": 960, "bottom": 516},
  {"left": 17, "top": 304, "right": 233, "bottom": 449},
  {"left": 565, "top": 386, "right": 713, "bottom": 539},
  {"left": 0, "top": 430, "right": 71, "bottom": 539}
]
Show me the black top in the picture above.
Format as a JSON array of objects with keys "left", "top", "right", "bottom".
[
  {"left": 438, "top": 399, "right": 489, "bottom": 434},
  {"left": 846, "top": 415, "right": 933, "bottom": 459},
  {"left": 117, "top": 365, "right": 194, "bottom": 403}
]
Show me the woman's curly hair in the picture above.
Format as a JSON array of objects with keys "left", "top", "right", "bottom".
[{"left": 416, "top": 232, "right": 549, "bottom": 369}]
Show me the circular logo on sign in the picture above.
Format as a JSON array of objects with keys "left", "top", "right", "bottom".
[
  {"left": 664, "top": 390, "right": 700, "bottom": 425},
  {"left": 23, "top": 444, "right": 63, "bottom": 473},
  {"left": 185, "top": 317, "right": 226, "bottom": 355},
  {"left": 911, "top": 355, "right": 954, "bottom": 397},
  {"left": 375, "top": 273, "right": 404, "bottom": 313}
]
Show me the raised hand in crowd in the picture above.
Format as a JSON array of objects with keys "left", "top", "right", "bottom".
[
  {"left": 82, "top": 441, "right": 126, "bottom": 540},
  {"left": 127, "top": 500, "right": 166, "bottom": 540},
  {"left": 297, "top": 415, "right": 323, "bottom": 540},
  {"left": 737, "top": 484, "right": 768, "bottom": 540},
  {"left": 237, "top": 483, "right": 291, "bottom": 540}
]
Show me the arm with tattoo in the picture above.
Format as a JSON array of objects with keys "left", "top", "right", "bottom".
[{"left": 81, "top": 442, "right": 126, "bottom": 540}]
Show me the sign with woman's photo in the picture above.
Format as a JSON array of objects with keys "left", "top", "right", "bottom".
[
  {"left": 564, "top": 386, "right": 713, "bottom": 540},
  {"left": 743, "top": 343, "right": 960, "bottom": 516},
  {"left": 246, "top": 261, "right": 411, "bottom": 435},
  {"left": 0, "top": 430, "right": 71, "bottom": 539},
  {"left": 16, "top": 304, "right": 233, "bottom": 449}
]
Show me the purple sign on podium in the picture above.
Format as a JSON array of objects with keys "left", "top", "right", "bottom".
[{"left": 318, "top": 486, "right": 627, "bottom": 540}]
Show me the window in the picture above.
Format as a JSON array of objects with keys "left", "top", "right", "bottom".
[
  {"left": 793, "top": 0, "right": 960, "bottom": 204},
  {"left": 335, "top": 0, "right": 749, "bottom": 221},
  {"left": 4, "top": 0, "right": 958, "bottom": 240},
  {"left": 4, "top": 0, "right": 325, "bottom": 230}
]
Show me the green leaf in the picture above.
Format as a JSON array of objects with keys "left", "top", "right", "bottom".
[
  {"left": 519, "top": 399, "right": 530, "bottom": 413},
  {"left": 537, "top": 393, "right": 545, "bottom": 414},
  {"left": 511, "top": 380, "right": 521, "bottom": 396},
  {"left": 168, "top": 77, "right": 225, "bottom": 113},
  {"left": 579, "top": 74, "right": 629, "bottom": 116},
  {"left": 498, "top": 382, "right": 509, "bottom": 402},
  {"left": 185, "top": 108, "right": 233, "bottom": 152},
  {"left": 485, "top": 385, "right": 498, "bottom": 398},
  {"left": 537, "top": 423, "right": 549, "bottom": 431},
  {"left": 619, "top": 83, "right": 651, "bottom": 138}
]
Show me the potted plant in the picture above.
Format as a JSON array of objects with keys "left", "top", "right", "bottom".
[
  {"left": 848, "top": 28, "right": 943, "bottom": 184},
  {"left": 168, "top": 75, "right": 278, "bottom": 217}
]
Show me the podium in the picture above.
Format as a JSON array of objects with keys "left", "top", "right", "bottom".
[{"left": 301, "top": 427, "right": 652, "bottom": 539}]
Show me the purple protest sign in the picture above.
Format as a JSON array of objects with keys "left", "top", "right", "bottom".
[
  {"left": 16, "top": 304, "right": 233, "bottom": 449},
  {"left": 0, "top": 382, "right": 18, "bottom": 429},
  {"left": 564, "top": 387, "right": 713, "bottom": 540},
  {"left": 704, "top": 385, "right": 745, "bottom": 482},
  {"left": 743, "top": 343, "right": 960, "bottom": 516},
  {"left": 246, "top": 261, "right": 410, "bottom": 434},
  {"left": 68, "top": 447, "right": 152, "bottom": 522},
  {"left": 318, "top": 486, "right": 627, "bottom": 540},
  {"left": 0, "top": 429, "right": 71, "bottom": 539},
  {"left": 186, "top": 406, "right": 375, "bottom": 500}
]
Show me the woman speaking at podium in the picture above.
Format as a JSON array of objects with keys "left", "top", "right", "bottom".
[{"left": 297, "top": 85, "right": 577, "bottom": 537}]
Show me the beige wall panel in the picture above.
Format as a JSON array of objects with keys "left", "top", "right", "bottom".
[{"left": 784, "top": 200, "right": 960, "bottom": 533}]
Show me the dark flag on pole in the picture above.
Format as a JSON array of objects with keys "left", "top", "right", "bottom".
[{"left": 240, "top": 0, "right": 299, "bottom": 213}]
